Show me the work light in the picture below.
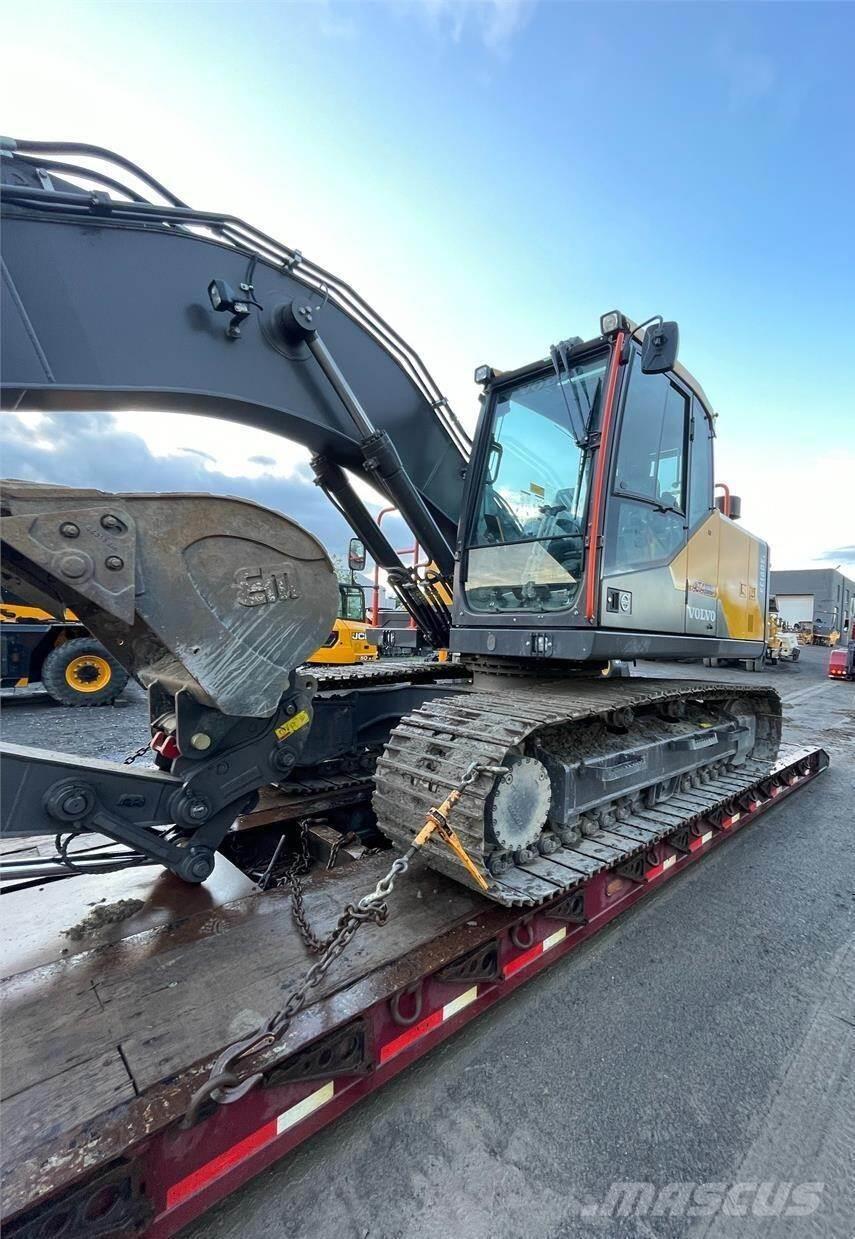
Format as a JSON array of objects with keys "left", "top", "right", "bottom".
[{"left": 208, "top": 279, "right": 249, "bottom": 317}]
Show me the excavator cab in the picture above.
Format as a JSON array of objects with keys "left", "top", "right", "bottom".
[{"left": 454, "top": 315, "right": 769, "bottom": 668}]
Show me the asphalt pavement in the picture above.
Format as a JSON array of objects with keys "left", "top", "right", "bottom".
[{"left": 2, "top": 646, "right": 853, "bottom": 1239}]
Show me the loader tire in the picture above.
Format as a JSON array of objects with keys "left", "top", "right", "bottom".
[{"left": 41, "top": 637, "right": 129, "bottom": 707}]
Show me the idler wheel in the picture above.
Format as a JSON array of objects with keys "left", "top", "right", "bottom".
[{"left": 487, "top": 756, "right": 551, "bottom": 853}]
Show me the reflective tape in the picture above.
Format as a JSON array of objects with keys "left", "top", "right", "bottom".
[
  {"left": 379, "top": 985, "right": 479, "bottom": 1063},
  {"left": 166, "top": 1081, "right": 336, "bottom": 1209},
  {"left": 504, "top": 926, "right": 567, "bottom": 978}
]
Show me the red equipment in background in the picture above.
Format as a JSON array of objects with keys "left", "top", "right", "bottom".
[
  {"left": 370, "top": 507, "right": 423, "bottom": 629},
  {"left": 827, "top": 643, "right": 855, "bottom": 680}
]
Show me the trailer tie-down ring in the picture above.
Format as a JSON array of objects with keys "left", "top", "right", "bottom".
[
  {"left": 510, "top": 918, "right": 535, "bottom": 950},
  {"left": 390, "top": 982, "right": 424, "bottom": 1027}
]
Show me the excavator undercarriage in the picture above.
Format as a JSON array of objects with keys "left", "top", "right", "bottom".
[{"left": 375, "top": 680, "right": 781, "bottom": 902}]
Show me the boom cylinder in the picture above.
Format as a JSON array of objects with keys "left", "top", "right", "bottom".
[
  {"left": 278, "top": 301, "right": 456, "bottom": 579},
  {"left": 357, "top": 427, "right": 455, "bottom": 579}
]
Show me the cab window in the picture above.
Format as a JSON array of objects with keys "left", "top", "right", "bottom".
[
  {"left": 687, "top": 400, "right": 714, "bottom": 529},
  {"left": 614, "top": 363, "right": 688, "bottom": 512},
  {"left": 339, "top": 585, "right": 366, "bottom": 622},
  {"left": 464, "top": 354, "right": 607, "bottom": 613},
  {"left": 604, "top": 357, "right": 689, "bottom": 575}
]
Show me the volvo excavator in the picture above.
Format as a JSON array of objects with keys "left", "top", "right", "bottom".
[{"left": 1, "top": 139, "right": 786, "bottom": 907}]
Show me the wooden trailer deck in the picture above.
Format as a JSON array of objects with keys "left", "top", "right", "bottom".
[{"left": 0, "top": 846, "right": 484, "bottom": 1219}]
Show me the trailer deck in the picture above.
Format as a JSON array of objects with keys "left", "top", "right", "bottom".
[{"left": 1, "top": 742, "right": 828, "bottom": 1238}]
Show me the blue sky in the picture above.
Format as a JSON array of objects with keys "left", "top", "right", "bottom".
[{"left": 3, "top": 0, "right": 854, "bottom": 571}]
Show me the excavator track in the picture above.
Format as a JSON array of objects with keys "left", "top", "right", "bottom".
[
  {"left": 374, "top": 679, "right": 782, "bottom": 905},
  {"left": 309, "top": 660, "right": 468, "bottom": 691}
]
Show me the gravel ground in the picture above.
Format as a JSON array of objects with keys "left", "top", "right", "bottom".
[{"left": 2, "top": 645, "right": 853, "bottom": 1239}]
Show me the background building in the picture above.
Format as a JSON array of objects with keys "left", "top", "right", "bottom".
[{"left": 769, "top": 568, "right": 854, "bottom": 632}]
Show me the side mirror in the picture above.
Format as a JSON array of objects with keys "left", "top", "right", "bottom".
[
  {"left": 641, "top": 321, "right": 679, "bottom": 374},
  {"left": 347, "top": 537, "right": 367, "bottom": 572}
]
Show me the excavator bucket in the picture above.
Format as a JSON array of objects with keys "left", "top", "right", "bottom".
[{"left": 0, "top": 481, "right": 339, "bottom": 717}]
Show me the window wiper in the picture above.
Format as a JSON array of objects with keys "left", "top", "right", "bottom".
[{"left": 549, "top": 339, "right": 588, "bottom": 446}]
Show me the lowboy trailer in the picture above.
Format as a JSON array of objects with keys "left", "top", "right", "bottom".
[{"left": 1, "top": 741, "right": 827, "bottom": 1238}]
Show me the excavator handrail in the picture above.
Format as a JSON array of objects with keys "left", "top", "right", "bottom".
[{"left": 0, "top": 138, "right": 471, "bottom": 460}]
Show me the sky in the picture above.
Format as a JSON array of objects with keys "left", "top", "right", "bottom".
[{"left": 2, "top": 0, "right": 854, "bottom": 574}]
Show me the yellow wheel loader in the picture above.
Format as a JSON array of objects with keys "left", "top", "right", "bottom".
[{"left": 0, "top": 593, "right": 129, "bottom": 705}]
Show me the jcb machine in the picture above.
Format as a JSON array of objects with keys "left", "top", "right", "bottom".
[
  {"left": 0, "top": 138, "right": 790, "bottom": 896},
  {"left": 0, "top": 140, "right": 830, "bottom": 1238},
  {"left": 306, "top": 578, "right": 378, "bottom": 667}
]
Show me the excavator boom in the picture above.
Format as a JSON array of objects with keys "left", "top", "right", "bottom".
[{"left": 1, "top": 139, "right": 467, "bottom": 619}]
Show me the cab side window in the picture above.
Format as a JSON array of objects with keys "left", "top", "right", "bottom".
[
  {"left": 614, "top": 362, "right": 688, "bottom": 512},
  {"left": 687, "top": 400, "right": 714, "bottom": 529},
  {"left": 339, "top": 586, "right": 366, "bottom": 622},
  {"left": 604, "top": 357, "right": 689, "bottom": 575}
]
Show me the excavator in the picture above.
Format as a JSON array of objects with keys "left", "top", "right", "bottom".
[
  {"left": 1, "top": 138, "right": 785, "bottom": 906},
  {"left": 306, "top": 565, "right": 379, "bottom": 666}
]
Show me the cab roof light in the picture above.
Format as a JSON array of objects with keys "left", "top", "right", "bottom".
[
  {"left": 600, "top": 310, "right": 629, "bottom": 336},
  {"left": 474, "top": 365, "right": 494, "bottom": 386}
]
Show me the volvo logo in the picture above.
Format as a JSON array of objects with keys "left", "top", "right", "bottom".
[{"left": 688, "top": 605, "right": 716, "bottom": 623}]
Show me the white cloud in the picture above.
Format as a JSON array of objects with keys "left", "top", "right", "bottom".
[
  {"left": 403, "top": 0, "right": 535, "bottom": 56},
  {"left": 715, "top": 444, "right": 855, "bottom": 574},
  {"left": 119, "top": 411, "right": 312, "bottom": 481},
  {"left": 712, "top": 40, "right": 777, "bottom": 110}
]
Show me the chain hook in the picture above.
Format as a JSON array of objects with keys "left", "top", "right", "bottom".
[
  {"left": 182, "top": 1024, "right": 276, "bottom": 1126},
  {"left": 184, "top": 759, "right": 507, "bottom": 1125}
]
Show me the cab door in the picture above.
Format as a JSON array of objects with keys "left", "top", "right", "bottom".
[
  {"left": 600, "top": 350, "right": 690, "bottom": 633},
  {"left": 683, "top": 396, "right": 720, "bottom": 635}
]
